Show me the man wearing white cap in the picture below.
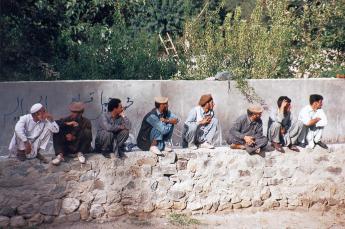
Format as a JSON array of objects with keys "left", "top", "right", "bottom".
[
  {"left": 227, "top": 104, "right": 268, "bottom": 154},
  {"left": 137, "top": 96, "right": 178, "bottom": 155},
  {"left": 8, "top": 103, "right": 59, "bottom": 162}
]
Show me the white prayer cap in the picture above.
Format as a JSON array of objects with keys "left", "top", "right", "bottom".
[
  {"left": 30, "top": 103, "right": 43, "bottom": 114},
  {"left": 154, "top": 96, "right": 168, "bottom": 104}
]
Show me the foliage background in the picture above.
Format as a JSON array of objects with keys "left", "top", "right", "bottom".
[{"left": 0, "top": 0, "right": 344, "bottom": 81}]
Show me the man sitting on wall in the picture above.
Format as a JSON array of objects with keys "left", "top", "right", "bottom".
[
  {"left": 227, "top": 104, "right": 268, "bottom": 154},
  {"left": 182, "top": 94, "right": 218, "bottom": 150},
  {"left": 137, "top": 96, "right": 178, "bottom": 155},
  {"left": 95, "top": 98, "right": 131, "bottom": 159},
  {"left": 9, "top": 103, "right": 59, "bottom": 163},
  {"left": 52, "top": 102, "right": 92, "bottom": 165},
  {"left": 298, "top": 94, "right": 328, "bottom": 149},
  {"left": 267, "top": 96, "right": 303, "bottom": 153}
]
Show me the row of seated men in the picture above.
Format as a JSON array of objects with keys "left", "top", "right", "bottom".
[{"left": 8, "top": 93, "right": 328, "bottom": 165}]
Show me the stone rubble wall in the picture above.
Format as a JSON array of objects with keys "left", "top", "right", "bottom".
[{"left": 0, "top": 147, "right": 345, "bottom": 227}]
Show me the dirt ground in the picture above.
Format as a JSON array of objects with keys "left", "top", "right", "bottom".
[{"left": 44, "top": 209, "right": 345, "bottom": 229}]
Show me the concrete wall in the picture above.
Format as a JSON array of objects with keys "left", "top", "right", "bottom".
[{"left": 0, "top": 79, "right": 344, "bottom": 154}]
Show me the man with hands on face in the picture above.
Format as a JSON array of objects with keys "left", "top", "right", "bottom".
[
  {"left": 267, "top": 96, "right": 303, "bottom": 153},
  {"left": 298, "top": 94, "right": 328, "bottom": 149},
  {"left": 52, "top": 102, "right": 92, "bottom": 165},
  {"left": 182, "top": 94, "right": 218, "bottom": 150},
  {"left": 9, "top": 103, "right": 59, "bottom": 163},
  {"left": 227, "top": 104, "right": 268, "bottom": 155},
  {"left": 95, "top": 98, "right": 131, "bottom": 159},
  {"left": 137, "top": 96, "right": 178, "bottom": 156}
]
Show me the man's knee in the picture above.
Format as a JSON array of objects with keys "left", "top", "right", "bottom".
[{"left": 118, "top": 129, "right": 129, "bottom": 139}]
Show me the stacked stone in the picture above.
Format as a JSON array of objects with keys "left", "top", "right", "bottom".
[{"left": 0, "top": 146, "right": 344, "bottom": 227}]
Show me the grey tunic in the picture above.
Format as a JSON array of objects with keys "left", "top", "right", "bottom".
[
  {"left": 182, "top": 106, "right": 218, "bottom": 147},
  {"left": 95, "top": 112, "right": 131, "bottom": 156},
  {"left": 267, "top": 108, "right": 303, "bottom": 146},
  {"left": 227, "top": 114, "right": 268, "bottom": 154}
]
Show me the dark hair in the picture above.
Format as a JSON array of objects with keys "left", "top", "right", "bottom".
[
  {"left": 309, "top": 94, "right": 323, "bottom": 105},
  {"left": 277, "top": 96, "right": 291, "bottom": 108},
  {"left": 155, "top": 102, "right": 160, "bottom": 109},
  {"left": 108, "top": 98, "right": 121, "bottom": 112},
  {"left": 247, "top": 109, "right": 254, "bottom": 116}
]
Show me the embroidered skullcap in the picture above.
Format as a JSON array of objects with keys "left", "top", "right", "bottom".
[
  {"left": 248, "top": 104, "right": 264, "bottom": 113},
  {"left": 30, "top": 103, "right": 43, "bottom": 114},
  {"left": 154, "top": 96, "right": 168, "bottom": 104}
]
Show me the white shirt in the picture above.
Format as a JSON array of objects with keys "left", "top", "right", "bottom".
[
  {"left": 8, "top": 114, "right": 59, "bottom": 152},
  {"left": 298, "top": 105, "right": 327, "bottom": 127}
]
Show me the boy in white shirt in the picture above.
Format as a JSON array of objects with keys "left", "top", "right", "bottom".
[{"left": 298, "top": 94, "right": 328, "bottom": 149}]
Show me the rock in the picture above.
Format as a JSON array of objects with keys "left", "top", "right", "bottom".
[
  {"left": 79, "top": 170, "right": 95, "bottom": 182},
  {"left": 263, "top": 167, "right": 276, "bottom": 178},
  {"left": 17, "top": 202, "right": 40, "bottom": 217},
  {"left": 62, "top": 198, "right": 80, "bottom": 214},
  {"left": 160, "top": 152, "right": 177, "bottom": 165},
  {"left": 136, "top": 157, "right": 157, "bottom": 166},
  {"left": 241, "top": 200, "right": 252, "bottom": 208},
  {"left": 90, "top": 204, "right": 104, "bottom": 218},
  {"left": 231, "top": 195, "right": 242, "bottom": 204},
  {"left": 27, "top": 213, "right": 44, "bottom": 226},
  {"left": 177, "top": 152, "right": 197, "bottom": 160},
  {"left": 107, "top": 203, "right": 126, "bottom": 217},
  {"left": 67, "top": 212, "right": 81, "bottom": 222},
  {"left": 177, "top": 159, "right": 188, "bottom": 170},
  {"left": 80, "top": 192, "right": 95, "bottom": 204},
  {"left": 40, "top": 200, "right": 62, "bottom": 216},
  {"left": 218, "top": 202, "right": 232, "bottom": 211},
  {"left": 0, "top": 207, "right": 16, "bottom": 217},
  {"left": 326, "top": 166, "right": 342, "bottom": 175},
  {"left": 79, "top": 203, "right": 90, "bottom": 220},
  {"left": 143, "top": 202, "right": 155, "bottom": 213},
  {"left": 158, "top": 164, "right": 177, "bottom": 176},
  {"left": 239, "top": 170, "right": 251, "bottom": 177},
  {"left": 169, "top": 174, "right": 179, "bottom": 183},
  {"left": 44, "top": 215, "right": 55, "bottom": 224},
  {"left": 260, "top": 187, "right": 271, "bottom": 201},
  {"left": 252, "top": 199, "right": 264, "bottom": 207},
  {"left": 214, "top": 71, "right": 233, "bottom": 80},
  {"left": 168, "top": 190, "right": 186, "bottom": 201},
  {"left": 10, "top": 216, "right": 26, "bottom": 228},
  {"left": 270, "top": 187, "right": 283, "bottom": 200},
  {"left": 279, "top": 168, "right": 293, "bottom": 178},
  {"left": 93, "top": 190, "right": 107, "bottom": 204},
  {"left": 0, "top": 216, "right": 10, "bottom": 228},
  {"left": 156, "top": 200, "right": 173, "bottom": 210},
  {"left": 187, "top": 201, "right": 203, "bottom": 211},
  {"left": 172, "top": 201, "right": 187, "bottom": 210},
  {"left": 141, "top": 164, "right": 152, "bottom": 177},
  {"left": 107, "top": 191, "right": 121, "bottom": 204},
  {"left": 233, "top": 203, "right": 242, "bottom": 209}
]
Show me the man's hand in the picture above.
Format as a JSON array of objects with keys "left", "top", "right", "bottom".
[
  {"left": 65, "top": 121, "right": 79, "bottom": 127},
  {"left": 280, "top": 127, "right": 286, "bottom": 135},
  {"left": 279, "top": 99, "right": 289, "bottom": 113},
  {"left": 44, "top": 112, "right": 54, "bottom": 121},
  {"left": 65, "top": 133, "right": 76, "bottom": 141},
  {"left": 119, "top": 111, "right": 126, "bottom": 118},
  {"left": 308, "top": 117, "right": 321, "bottom": 126},
  {"left": 244, "top": 136, "right": 255, "bottom": 146},
  {"left": 199, "top": 116, "right": 211, "bottom": 125},
  {"left": 24, "top": 141, "right": 32, "bottom": 154},
  {"left": 166, "top": 118, "right": 178, "bottom": 125}
]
